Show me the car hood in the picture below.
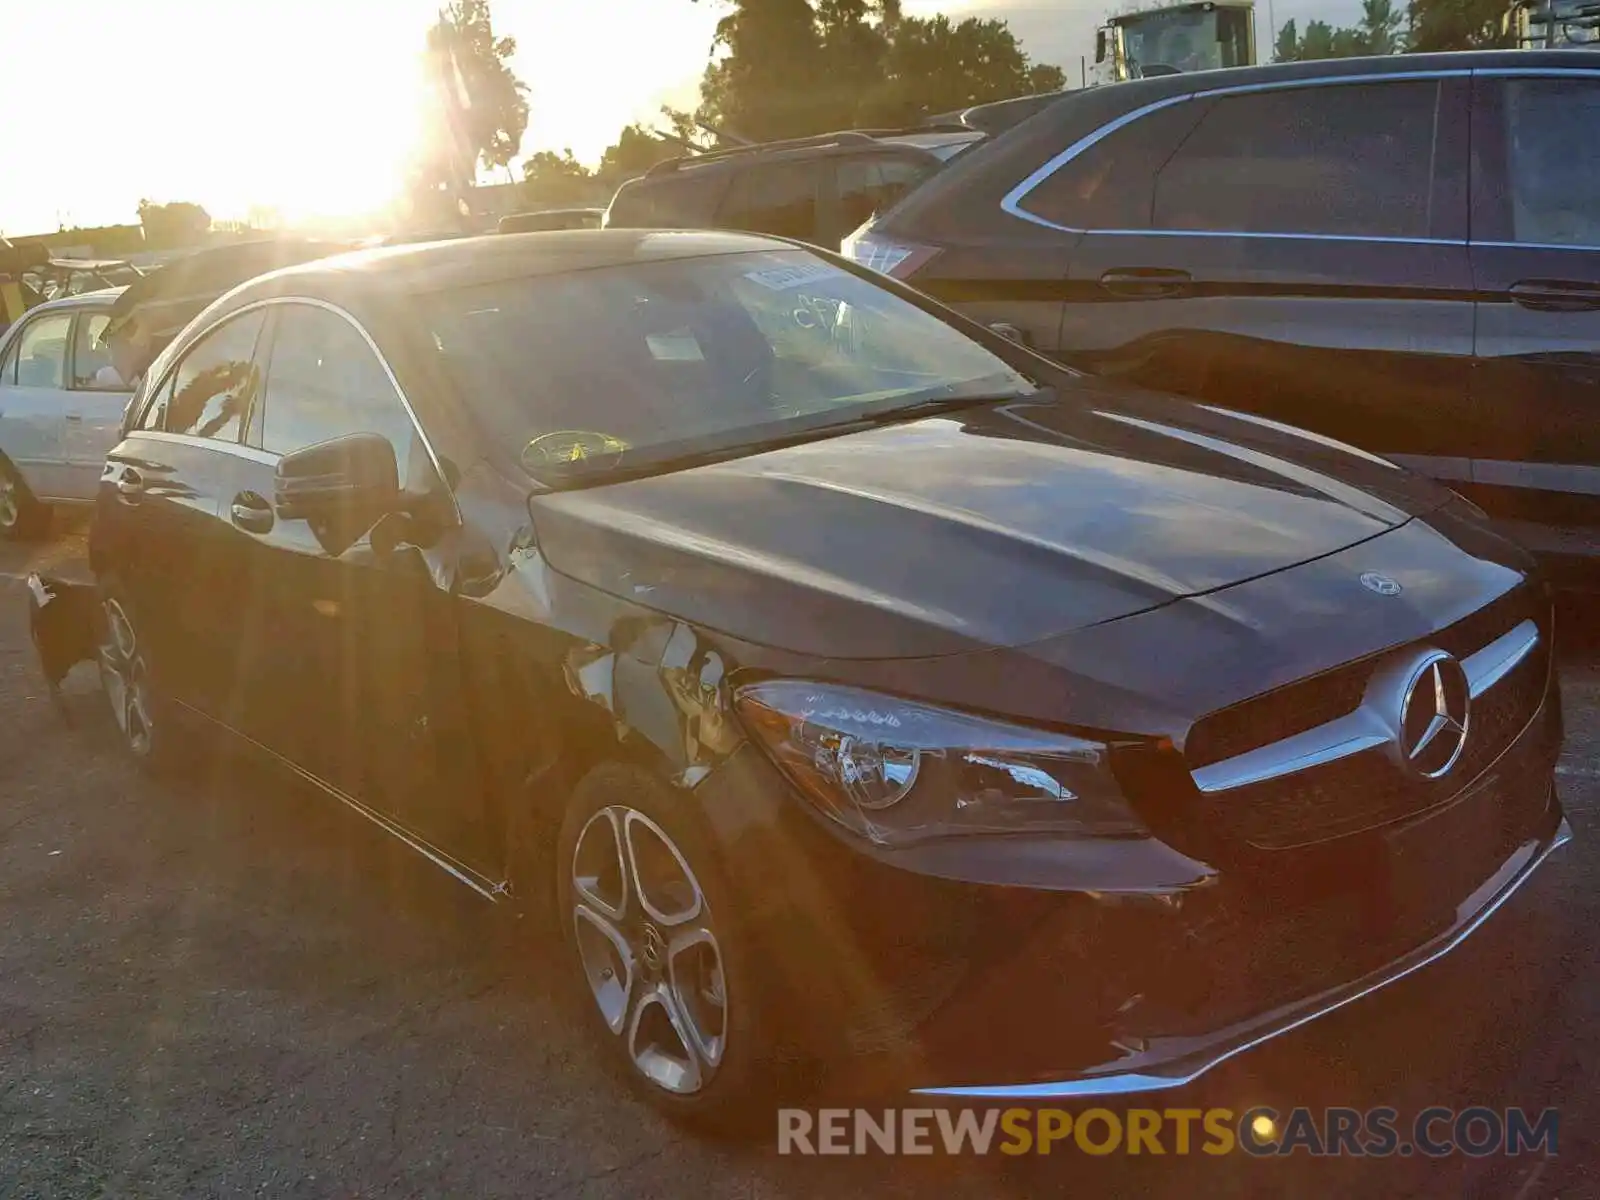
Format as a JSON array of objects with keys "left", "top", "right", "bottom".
[{"left": 530, "top": 387, "right": 1451, "bottom": 660}]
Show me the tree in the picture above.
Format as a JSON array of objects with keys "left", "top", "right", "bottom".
[
  {"left": 136, "top": 200, "right": 211, "bottom": 249},
  {"left": 1360, "top": 0, "right": 1407, "bottom": 52},
  {"left": 413, "top": 0, "right": 530, "bottom": 213},
  {"left": 1274, "top": 15, "right": 1374, "bottom": 58},
  {"left": 1407, "top": 0, "right": 1513, "bottom": 49},
  {"left": 597, "top": 125, "right": 680, "bottom": 182},
  {"left": 1273, "top": 16, "right": 1300, "bottom": 60},
  {"left": 521, "top": 150, "right": 596, "bottom": 205},
  {"left": 693, "top": 1, "right": 1064, "bottom": 141}
]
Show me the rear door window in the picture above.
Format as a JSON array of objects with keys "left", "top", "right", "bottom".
[
  {"left": 1151, "top": 81, "right": 1447, "bottom": 238},
  {"left": 717, "top": 161, "right": 820, "bottom": 239},
  {"left": 1495, "top": 77, "right": 1600, "bottom": 247},
  {"left": 835, "top": 155, "right": 937, "bottom": 232},
  {"left": 71, "top": 312, "right": 120, "bottom": 389}
]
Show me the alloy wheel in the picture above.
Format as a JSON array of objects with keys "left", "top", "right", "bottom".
[
  {"left": 0, "top": 474, "right": 18, "bottom": 531},
  {"left": 98, "top": 598, "right": 154, "bottom": 756},
  {"left": 571, "top": 805, "right": 728, "bottom": 1096}
]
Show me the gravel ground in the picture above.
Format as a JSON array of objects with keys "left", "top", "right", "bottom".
[{"left": 1, "top": 527, "right": 1597, "bottom": 1199}]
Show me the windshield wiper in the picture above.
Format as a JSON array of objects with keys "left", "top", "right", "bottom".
[
  {"left": 839, "top": 385, "right": 1053, "bottom": 430},
  {"left": 533, "top": 387, "right": 1052, "bottom": 491}
]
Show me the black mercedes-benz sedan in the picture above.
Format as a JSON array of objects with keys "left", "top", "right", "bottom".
[{"left": 77, "top": 229, "right": 1568, "bottom": 1123}]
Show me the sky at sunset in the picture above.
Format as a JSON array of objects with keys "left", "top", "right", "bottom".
[{"left": 2, "top": 0, "right": 1358, "bottom": 236}]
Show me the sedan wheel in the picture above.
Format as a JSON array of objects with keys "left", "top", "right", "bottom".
[
  {"left": 0, "top": 462, "right": 47, "bottom": 540},
  {"left": 570, "top": 805, "right": 729, "bottom": 1097},
  {"left": 98, "top": 596, "right": 156, "bottom": 759}
]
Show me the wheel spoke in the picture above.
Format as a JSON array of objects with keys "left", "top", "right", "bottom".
[
  {"left": 572, "top": 807, "right": 629, "bottom": 921},
  {"left": 627, "top": 981, "right": 704, "bottom": 1095},
  {"left": 623, "top": 811, "right": 703, "bottom": 927},
  {"left": 666, "top": 925, "right": 727, "bottom": 1068},
  {"left": 573, "top": 904, "right": 635, "bottom": 1035}
]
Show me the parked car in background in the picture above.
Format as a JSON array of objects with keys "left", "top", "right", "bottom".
[
  {"left": 603, "top": 127, "right": 985, "bottom": 249},
  {"left": 0, "top": 289, "right": 132, "bottom": 538},
  {"left": 844, "top": 51, "right": 1600, "bottom": 581},
  {"left": 61, "top": 231, "right": 1566, "bottom": 1126},
  {"left": 499, "top": 207, "right": 604, "bottom": 233},
  {"left": 28, "top": 258, "right": 146, "bottom": 301}
]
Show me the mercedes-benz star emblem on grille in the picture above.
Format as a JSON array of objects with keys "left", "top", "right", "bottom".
[
  {"left": 1360, "top": 571, "right": 1403, "bottom": 596},
  {"left": 1397, "top": 651, "right": 1471, "bottom": 780}
]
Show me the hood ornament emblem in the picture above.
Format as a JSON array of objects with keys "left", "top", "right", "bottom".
[
  {"left": 1360, "top": 571, "right": 1403, "bottom": 596},
  {"left": 1395, "top": 651, "right": 1471, "bottom": 780}
]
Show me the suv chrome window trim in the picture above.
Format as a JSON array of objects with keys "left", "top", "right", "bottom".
[
  {"left": 137, "top": 295, "right": 459, "bottom": 521},
  {"left": 1002, "top": 66, "right": 1600, "bottom": 246}
]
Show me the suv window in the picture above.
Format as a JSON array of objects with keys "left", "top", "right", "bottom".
[
  {"left": 1151, "top": 82, "right": 1444, "bottom": 238},
  {"left": 836, "top": 155, "right": 936, "bottom": 233},
  {"left": 148, "top": 309, "right": 266, "bottom": 442},
  {"left": 1499, "top": 77, "right": 1600, "bottom": 247},
  {"left": 607, "top": 170, "right": 728, "bottom": 228},
  {"left": 1016, "top": 101, "right": 1208, "bottom": 230},
  {"left": 717, "top": 160, "right": 819, "bottom": 239},
  {"left": 258, "top": 304, "right": 426, "bottom": 486},
  {"left": 12, "top": 314, "right": 72, "bottom": 389}
]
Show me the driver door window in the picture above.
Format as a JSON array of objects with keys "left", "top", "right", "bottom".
[
  {"left": 256, "top": 304, "right": 430, "bottom": 488},
  {"left": 13, "top": 314, "right": 71, "bottom": 389}
]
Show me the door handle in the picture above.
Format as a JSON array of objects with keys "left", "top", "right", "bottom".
[
  {"left": 1508, "top": 280, "right": 1600, "bottom": 313},
  {"left": 1099, "top": 268, "right": 1193, "bottom": 299},
  {"left": 64, "top": 414, "right": 83, "bottom": 423},
  {"left": 230, "top": 491, "right": 275, "bottom": 535},
  {"left": 115, "top": 466, "right": 144, "bottom": 501}
]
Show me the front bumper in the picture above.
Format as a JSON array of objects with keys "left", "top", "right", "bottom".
[
  {"left": 693, "top": 639, "right": 1568, "bottom": 1102},
  {"left": 915, "top": 808, "right": 1571, "bottom": 1099}
]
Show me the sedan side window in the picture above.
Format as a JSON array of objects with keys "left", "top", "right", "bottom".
[
  {"left": 258, "top": 305, "right": 430, "bottom": 489},
  {"left": 71, "top": 313, "right": 120, "bottom": 389},
  {"left": 150, "top": 309, "right": 266, "bottom": 442},
  {"left": 1500, "top": 78, "right": 1600, "bottom": 248},
  {"left": 13, "top": 314, "right": 72, "bottom": 389}
]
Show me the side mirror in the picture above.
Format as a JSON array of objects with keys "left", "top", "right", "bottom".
[
  {"left": 274, "top": 432, "right": 400, "bottom": 526},
  {"left": 1095, "top": 29, "right": 1108, "bottom": 63}
]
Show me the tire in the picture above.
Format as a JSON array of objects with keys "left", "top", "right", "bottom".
[
  {"left": 0, "top": 458, "right": 50, "bottom": 541},
  {"left": 556, "top": 763, "right": 774, "bottom": 1131},
  {"left": 96, "top": 576, "right": 176, "bottom": 774}
]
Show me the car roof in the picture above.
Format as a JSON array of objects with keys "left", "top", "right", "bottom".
[
  {"left": 20, "top": 287, "right": 126, "bottom": 314},
  {"left": 881, "top": 49, "right": 1598, "bottom": 237},
  {"left": 876, "top": 130, "right": 986, "bottom": 153},
  {"left": 235, "top": 229, "right": 795, "bottom": 301}
]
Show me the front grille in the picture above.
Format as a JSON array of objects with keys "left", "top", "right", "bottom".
[
  {"left": 1187, "top": 584, "right": 1549, "bottom": 850},
  {"left": 1185, "top": 584, "right": 1540, "bottom": 771}
]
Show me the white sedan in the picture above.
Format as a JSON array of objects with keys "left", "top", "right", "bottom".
[{"left": 0, "top": 289, "right": 132, "bottom": 538}]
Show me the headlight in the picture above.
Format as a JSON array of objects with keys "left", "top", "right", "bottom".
[{"left": 735, "top": 680, "right": 1145, "bottom": 847}]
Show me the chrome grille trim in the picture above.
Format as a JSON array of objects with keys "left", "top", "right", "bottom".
[
  {"left": 1191, "top": 620, "right": 1540, "bottom": 795},
  {"left": 1463, "top": 619, "right": 1540, "bottom": 699}
]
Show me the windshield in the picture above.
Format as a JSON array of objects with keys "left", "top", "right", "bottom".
[
  {"left": 419, "top": 249, "right": 1036, "bottom": 485},
  {"left": 1118, "top": 7, "right": 1248, "bottom": 75}
]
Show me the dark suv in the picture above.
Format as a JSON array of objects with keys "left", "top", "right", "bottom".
[
  {"left": 603, "top": 127, "right": 984, "bottom": 249},
  {"left": 843, "top": 51, "right": 1600, "bottom": 578}
]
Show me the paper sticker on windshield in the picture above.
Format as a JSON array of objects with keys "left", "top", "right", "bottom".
[
  {"left": 646, "top": 330, "right": 705, "bottom": 361},
  {"left": 742, "top": 262, "right": 838, "bottom": 292}
]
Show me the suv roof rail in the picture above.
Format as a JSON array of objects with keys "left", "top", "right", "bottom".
[{"left": 645, "top": 130, "right": 880, "bottom": 176}]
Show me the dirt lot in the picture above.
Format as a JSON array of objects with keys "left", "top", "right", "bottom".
[{"left": 2, "top": 527, "right": 1598, "bottom": 1198}]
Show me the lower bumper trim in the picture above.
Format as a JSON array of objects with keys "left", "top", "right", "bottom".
[{"left": 913, "top": 815, "right": 1572, "bottom": 1100}]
